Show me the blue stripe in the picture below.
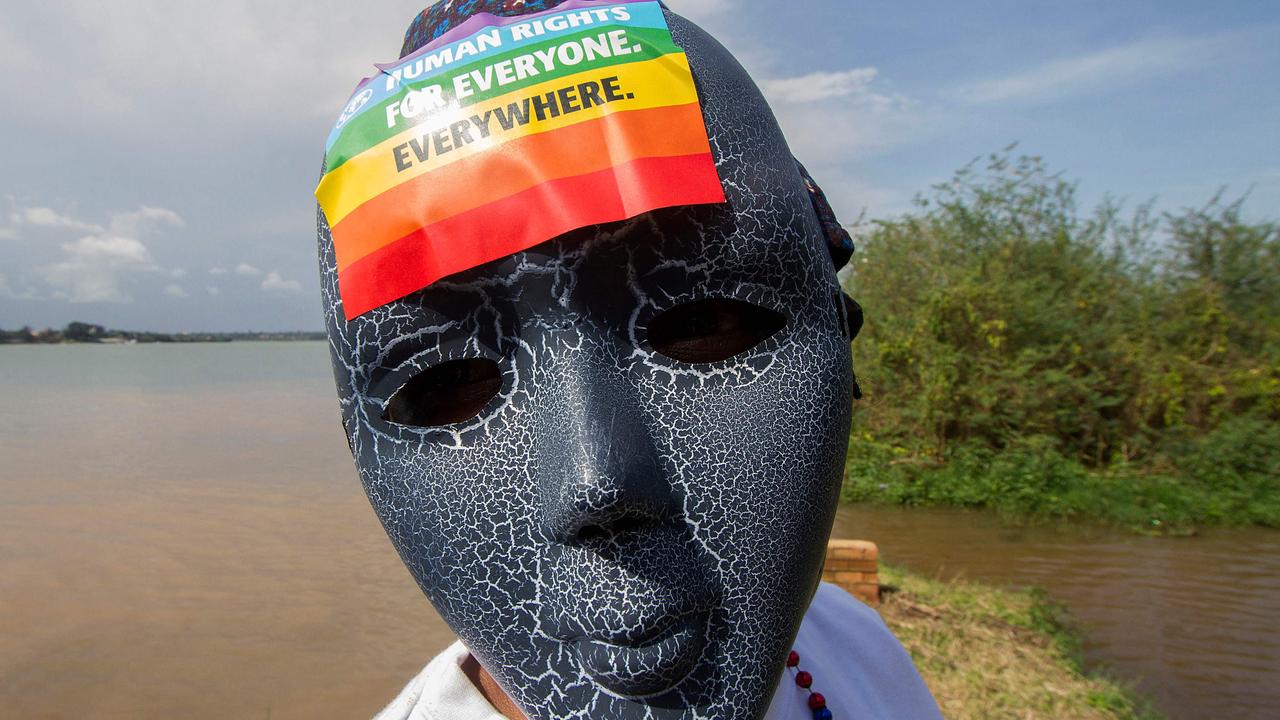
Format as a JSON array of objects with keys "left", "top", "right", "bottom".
[{"left": 325, "top": 1, "right": 668, "bottom": 152}]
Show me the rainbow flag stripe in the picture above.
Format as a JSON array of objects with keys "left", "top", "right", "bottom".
[{"left": 317, "top": 0, "right": 725, "bottom": 319}]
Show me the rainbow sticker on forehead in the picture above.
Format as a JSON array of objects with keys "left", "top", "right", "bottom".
[{"left": 317, "top": 0, "right": 725, "bottom": 320}]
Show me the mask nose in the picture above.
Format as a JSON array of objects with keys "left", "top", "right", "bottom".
[{"left": 536, "top": 359, "right": 675, "bottom": 547}]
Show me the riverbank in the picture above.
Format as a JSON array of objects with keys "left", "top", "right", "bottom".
[
  {"left": 876, "top": 563, "right": 1161, "bottom": 720},
  {"left": 0, "top": 322, "right": 324, "bottom": 344}
]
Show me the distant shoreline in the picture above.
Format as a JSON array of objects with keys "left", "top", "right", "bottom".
[{"left": 2, "top": 322, "right": 325, "bottom": 345}]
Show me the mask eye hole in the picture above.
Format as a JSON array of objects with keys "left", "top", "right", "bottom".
[
  {"left": 383, "top": 358, "right": 503, "bottom": 427},
  {"left": 647, "top": 298, "right": 786, "bottom": 364}
]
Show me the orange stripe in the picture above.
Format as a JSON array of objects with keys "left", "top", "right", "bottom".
[
  {"left": 331, "top": 101, "right": 711, "bottom": 272},
  {"left": 337, "top": 153, "right": 725, "bottom": 319}
]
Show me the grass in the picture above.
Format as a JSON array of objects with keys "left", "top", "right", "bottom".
[
  {"left": 842, "top": 415, "right": 1280, "bottom": 535},
  {"left": 874, "top": 564, "right": 1163, "bottom": 720}
]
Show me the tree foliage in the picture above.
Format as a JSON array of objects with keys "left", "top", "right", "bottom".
[{"left": 843, "top": 151, "right": 1280, "bottom": 529}]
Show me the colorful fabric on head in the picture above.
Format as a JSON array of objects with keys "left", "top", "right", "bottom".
[
  {"left": 406, "top": 2, "right": 855, "bottom": 276},
  {"left": 317, "top": 0, "right": 725, "bottom": 319},
  {"left": 402, "top": 0, "right": 591, "bottom": 58},
  {"left": 405, "top": 2, "right": 855, "bottom": 274},
  {"left": 796, "top": 160, "right": 855, "bottom": 270}
]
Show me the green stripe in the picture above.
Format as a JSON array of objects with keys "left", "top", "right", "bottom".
[{"left": 328, "top": 25, "right": 682, "bottom": 171}]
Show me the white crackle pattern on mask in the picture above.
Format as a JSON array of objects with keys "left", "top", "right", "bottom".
[{"left": 316, "top": 9, "right": 855, "bottom": 720}]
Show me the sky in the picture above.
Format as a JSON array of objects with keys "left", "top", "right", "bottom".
[{"left": 2, "top": 0, "right": 1276, "bottom": 332}]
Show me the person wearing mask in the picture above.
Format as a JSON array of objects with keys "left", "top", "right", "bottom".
[{"left": 315, "top": 2, "right": 943, "bottom": 718}]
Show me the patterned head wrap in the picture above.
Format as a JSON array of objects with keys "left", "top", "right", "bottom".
[
  {"left": 399, "top": 0, "right": 855, "bottom": 270},
  {"left": 401, "top": 0, "right": 581, "bottom": 56},
  {"left": 796, "top": 160, "right": 855, "bottom": 269}
]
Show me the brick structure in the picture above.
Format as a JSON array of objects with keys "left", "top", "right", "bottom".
[{"left": 822, "top": 539, "right": 880, "bottom": 605}]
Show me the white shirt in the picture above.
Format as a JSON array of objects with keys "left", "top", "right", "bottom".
[{"left": 375, "top": 582, "right": 942, "bottom": 720}]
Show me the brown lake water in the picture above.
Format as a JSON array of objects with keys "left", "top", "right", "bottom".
[{"left": 1, "top": 342, "right": 1277, "bottom": 719}]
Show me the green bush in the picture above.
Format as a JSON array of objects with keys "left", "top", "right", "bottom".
[{"left": 843, "top": 151, "right": 1280, "bottom": 529}]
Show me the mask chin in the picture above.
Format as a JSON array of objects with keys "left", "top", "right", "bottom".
[{"left": 317, "top": 5, "right": 855, "bottom": 718}]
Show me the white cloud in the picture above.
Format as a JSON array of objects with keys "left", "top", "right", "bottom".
[
  {"left": 170, "top": 268, "right": 188, "bottom": 279},
  {"left": 208, "top": 267, "right": 228, "bottom": 276},
  {"left": 28, "top": 205, "right": 182, "bottom": 303},
  {"left": 0, "top": 227, "right": 16, "bottom": 240},
  {"left": 163, "top": 284, "right": 189, "bottom": 298},
  {"left": 6, "top": 205, "right": 182, "bottom": 245},
  {"left": 0, "top": 1, "right": 424, "bottom": 142},
  {"left": 764, "top": 66, "right": 934, "bottom": 164},
  {"left": 0, "top": 270, "right": 35, "bottom": 300},
  {"left": 9, "top": 207, "right": 104, "bottom": 234},
  {"left": 0, "top": 20, "right": 38, "bottom": 79},
  {"left": 207, "top": 286, "right": 222, "bottom": 297},
  {"left": 261, "top": 271, "right": 302, "bottom": 294},
  {"left": 37, "top": 234, "right": 158, "bottom": 303},
  {"left": 108, "top": 206, "right": 184, "bottom": 237},
  {"left": 235, "top": 263, "right": 262, "bottom": 277},
  {"left": 762, "top": 68, "right": 881, "bottom": 104},
  {"left": 951, "top": 33, "right": 1240, "bottom": 106},
  {"left": 754, "top": 66, "right": 935, "bottom": 221}
]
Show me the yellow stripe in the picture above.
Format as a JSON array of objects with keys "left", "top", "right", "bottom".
[{"left": 316, "top": 53, "right": 699, "bottom": 225}]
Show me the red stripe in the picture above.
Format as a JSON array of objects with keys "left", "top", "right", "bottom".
[
  {"left": 339, "top": 152, "right": 724, "bottom": 319},
  {"left": 329, "top": 102, "right": 713, "bottom": 273}
]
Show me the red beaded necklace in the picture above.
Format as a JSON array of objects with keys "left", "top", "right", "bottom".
[{"left": 785, "top": 650, "right": 833, "bottom": 720}]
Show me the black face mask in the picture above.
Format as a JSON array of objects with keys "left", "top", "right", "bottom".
[{"left": 319, "top": 6, "right": 858, "bottom": 718}]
